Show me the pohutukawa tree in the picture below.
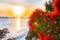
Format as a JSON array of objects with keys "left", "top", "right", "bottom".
[{"left": 26, "top": 0, "right": 60, "bottom": 40}]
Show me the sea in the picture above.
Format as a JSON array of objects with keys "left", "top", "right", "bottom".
[{"left": 0, "top": 17, "right": 29, "bottom": 40}]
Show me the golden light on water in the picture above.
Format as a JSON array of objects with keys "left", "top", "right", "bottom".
[
  {"left": 16, "top": 17, "right": 20, "bottom": 30},
  {"left": 12, "top": 6, "right": 25, "bottom": 30}
]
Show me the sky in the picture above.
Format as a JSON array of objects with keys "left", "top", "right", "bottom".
[
  {"left": 0, "top": 0, "right": 50, "bottom": 10},
  {"left": 0, "top": 0, "right": 51, "bottom": 17}
]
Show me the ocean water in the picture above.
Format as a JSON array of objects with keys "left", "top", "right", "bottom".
[{"left": 0, "top": 17, "right": 29, "bottom": 40}]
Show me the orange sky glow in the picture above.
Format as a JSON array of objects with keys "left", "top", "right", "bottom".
[{"left": 0, "top": 5, "right": 31, "bottom": 17}]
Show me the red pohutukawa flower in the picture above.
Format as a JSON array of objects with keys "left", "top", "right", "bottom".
[
  {"left": 44, "top": 35, "right": 54, "bottom": 40},
  {"left": 28, "top": 9, "right": 42, "bottom": 31},
  {"left": 38, "top": 33, "right": 44, "bottom": 40},
  {"left": 28, "top": 9, "right": 47, "bottom": 31},
  {"left": 47, "top": 0, "right": 60, "bottom": 21},
  {"left": 53, "top": 0, "right": 60, "bottom": 11},
  {"left": 38, "top": 33, "right": 54, "bottom": 40}
]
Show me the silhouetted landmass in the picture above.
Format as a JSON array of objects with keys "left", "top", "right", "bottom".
[
  {"left": 0, "top": 17, "right": 15, "bottom": 18},
  {"left": 0, "top": 28, "right": 10, "bottom": 39}
]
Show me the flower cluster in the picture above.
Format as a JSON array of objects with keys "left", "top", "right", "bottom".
[{"left": 28, "top": 0, "right": 60, "bottom": 40}]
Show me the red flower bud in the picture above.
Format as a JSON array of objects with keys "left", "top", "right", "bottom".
[
  {"left": 44, "top": 35, "right": 54, "bottom": 40},
  {"left": 38, "top": 33, "right": 44, "bottom": 40}
]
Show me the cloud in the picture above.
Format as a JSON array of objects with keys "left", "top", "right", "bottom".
[
  {"left": 0, "top": 0, "right": 46, "bottom": 7},
  {"left": 23, "top": 0, "right": 41, "bottom": 5},
  {"left": 0, "top": 0, "right": 51, "bottom": 15}
]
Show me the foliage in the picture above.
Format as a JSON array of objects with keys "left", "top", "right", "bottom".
[{"left": 26, "top": 0, "right": 60, "bottom": 40}]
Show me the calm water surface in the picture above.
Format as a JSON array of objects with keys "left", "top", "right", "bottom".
[{"left": 0, "top": 17, "right": 29, "bottom": 40}]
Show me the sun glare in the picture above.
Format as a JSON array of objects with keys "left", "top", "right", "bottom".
[
  {"left": 12, "top": 6, "right": 25, "bottom": 30},
  {"left": 12, "top": 6, "right": 25, "bottom": 15}
]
